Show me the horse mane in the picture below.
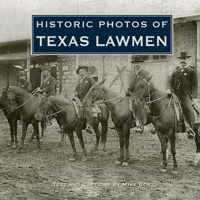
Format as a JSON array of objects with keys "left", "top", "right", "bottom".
[
  {"left": 137, "top": 69, "right": 152, "bottom": 82},
  {"left": 6, "top": 86, "right": 30, "bottom": 98},
  {"left": 48, "top": 96, "right": 71, "bottom": 109}
]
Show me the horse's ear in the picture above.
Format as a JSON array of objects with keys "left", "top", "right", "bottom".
[
  {"left": 98, "top": 79, "right": 106, "bottom": 86},
  {"left": 147, "top": 75, "right": 152, "bottom": 81}
]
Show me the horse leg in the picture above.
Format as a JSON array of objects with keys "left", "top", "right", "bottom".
[
  {"left": 7, "top": 119, "right": 14, "bottom": 147},
  {"left": 169, "top": 129, "right": 178, "bottom": 172},
  {"left": 76, "top": 129, "right": 87, "bottom": 161},
  {"left": 12, "top": 119, "right": 18, "bottom": 148},
  {"left": 18, "top": 121, "right": 28, "bottom": 151},
  {"left": 157, "top": 130, "right": 169, "bottom": 163},
  {"left": 40, "top": 120, "right": 46, "bottom": 138},
  {"left": 67, "top": 131, "right": 77, "bottom": 161},
  {"left": 194, "top": 126, "right": 200, "bottom": 166},
  {"left": 122, "top": 124, "right": 130, "bottom": 167},
  {"left": 101, "top": 121, "right": 108, "bottom": 152},
  {"left": 33, "top": 122, "right": 41, "bottom": 150},
  {"left": 116, "top": 129, "right": 124, "bottom": 165},
  {"left": 59, "top": 125, "right": 65, "bottom": 146},
  {"left": 92, "top": 122, "right": 100, "bottom": 152},
  {"left": 160, "top": 133, "right": 168, "bottom": 172}
]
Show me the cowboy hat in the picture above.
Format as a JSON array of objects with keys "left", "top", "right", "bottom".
[
  {"left": 177, "top": 52, "right": 191, "bottom": 60},
  {"left": 76, "top": 65, "right": 88, "bottom": 74}
]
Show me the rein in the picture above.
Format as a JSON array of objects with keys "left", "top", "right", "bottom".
[
  {"left": 141, "top": 78, "right": 172, "bottom": 118},
  {"left": 14, "top": 94, "right": 35, "bottom": 111},
  {"left": 97, "top": 96, "right": 123, "bottom": 105},
  {"left": 83, "top": 82, "right": 123, "bottom": 106},
  {"left": 46, "top": 107, "right": 66, "bottom": 118}
]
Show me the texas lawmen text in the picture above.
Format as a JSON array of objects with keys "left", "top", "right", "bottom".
[{"left": 36, "top": 35, "right": 167, "bottom": 47}]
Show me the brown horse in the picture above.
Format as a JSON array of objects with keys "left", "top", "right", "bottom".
[
  {"left": 34, "top": 95, "right": 87, "bottom": 161},
  {"left": 83, "top": 80, "right": 136, "bottom": 166},
  {"left": 129, "top": 69, "right": 179, "bottom": 173},
  {"left": 0, "top": 89, "right": 20, "bottom": 148},
  {"left": 4, "top": 86, "right": 46, "bottom": 151}
]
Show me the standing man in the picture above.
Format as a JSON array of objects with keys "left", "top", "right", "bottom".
[
  {"left": 167, "top": 52, "right": 198, "bottom": 138},
  {"left": 40, "top": 67, "right": 57, "bottom": 97}
]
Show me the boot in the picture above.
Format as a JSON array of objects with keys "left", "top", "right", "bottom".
[{"left": 186, "top": 127, "right": 195, "bottom": 139}]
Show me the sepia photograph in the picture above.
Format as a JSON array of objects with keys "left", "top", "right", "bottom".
[{"left": 0, "top": 0, "right": 200, "bottom": 199}]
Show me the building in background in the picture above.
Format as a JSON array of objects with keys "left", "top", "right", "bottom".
[{"left": 0, "top": 15, "right": 200, "bottom": 97}]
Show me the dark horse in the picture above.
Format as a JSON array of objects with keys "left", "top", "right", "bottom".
[
  {"left": 0, "top": 88, "right": 20, "bottom": 148},
  {"left": 83, "top": 80, "right": 136, "bottom": 166},
  {"left": 34, "top": 95, "right": 88, "bottom": 161},
  {"left": 128, "top": 69, "right": 182, "bottom": 173},
  {"left": 3, "top": 86, "right": 46, "bottom": 150}
]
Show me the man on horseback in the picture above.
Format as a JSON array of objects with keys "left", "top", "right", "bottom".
[
  {"left": 75, "top": 65, "right": 95, "bottom": 101},
  {"left": 18, "top": 71, "right": 31, "bottom": 92},
  {"left": 40, "top": 67, "right": 57, "bottom": 97},
  {"left": 74, "top": 65, "right": 101, "bottom": 133},
  {"left": 167, "top": 52, "right": 198, "bottom": 138}
]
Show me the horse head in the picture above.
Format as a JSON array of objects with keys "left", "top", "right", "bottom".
[
  {"left": 129, "top": 69, "right": 153, "bottom": 126},
  {"left": 83, "top": 79, "right": 106, "bottom": 105},
  {"left": 130, "top": 69, "right": 153, "bottom": 100},
  {"left": 0, "top": 87, "right": 19, "bottom": 114}
]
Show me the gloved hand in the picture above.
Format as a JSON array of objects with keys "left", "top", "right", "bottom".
[{"left": 166, "top": 89, "right": 172, "bottom": 96}]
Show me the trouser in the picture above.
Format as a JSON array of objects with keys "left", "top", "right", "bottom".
[{"left": 179, "top": 95, "right": 195, "bottom": 130}]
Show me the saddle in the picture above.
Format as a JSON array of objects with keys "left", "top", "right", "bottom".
[
  {"left": 171, "top": 94, "right": 200, "bottom": 132},
  {"left": 72, "top": 97, "right": 102, "bottom": 119},
  {"left": 72, "top": 97, "right": 83, "bottom": 119}
]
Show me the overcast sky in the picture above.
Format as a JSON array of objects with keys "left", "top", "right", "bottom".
[{"left": 0, "top": 0, "right": 200, "bottom": 42}]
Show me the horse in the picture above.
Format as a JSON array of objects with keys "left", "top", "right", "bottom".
[
  {"left": 3, "top": 86, "right": 46, "bottom": 150},
  {"left": 83, "top": 80, "right": 136, "bottom": 167},
  {"left": 34, "top": 95, "right": 87, "bottom": 161},
  {"left": 128, "top": 69, "right": 182, "bottom": 173},
  {"left": 0, "top": 88, "right": 20, "bottom": 148}
]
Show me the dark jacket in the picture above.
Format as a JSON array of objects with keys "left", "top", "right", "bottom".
[
  {"left": 75, "top": 75, "right": 95, "bottom": 101},
  {"left": 19, "top": 78, "right": 30, "bottom": 91},
  {"left": 41, "top": 75, "right": 56, "bottom": 96},
  {"left": 168, "top": 65, "right": 197, "bottom": 97}
]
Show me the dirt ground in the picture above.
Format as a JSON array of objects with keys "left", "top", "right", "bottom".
[{"left": 0, "top": 114, "right": 200, "bottom": 200}]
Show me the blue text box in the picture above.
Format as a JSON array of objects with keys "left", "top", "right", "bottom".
[{"left": 32, "top": 15, "right": 172, "bottom": 54}]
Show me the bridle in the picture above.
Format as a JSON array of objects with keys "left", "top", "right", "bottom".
[
  {"left": 138, "top": 76, "right": 166, "bottom": 105},
  {"left": 135, "top": 76, "right": 172, "bottom": 119}
]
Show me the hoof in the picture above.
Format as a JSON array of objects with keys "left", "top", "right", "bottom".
[
  {"left": 58, "top": 142, "right": 64, "bottom": 147},
  {"left": 122, "top": 162, "right": 129, "bottom": 167},
  {"left": 115, "top": 160, "right": 122, "bottom": 165},
  {"left": 69, "top": 157, "right": 76, "bottom": 162},
  {"left": 11, "top": 144, "right": 17, "bottom": 149},
  {"left": 17, "top": 147, "right": 23, "bottom": 153},
  {"left": 7, "top": 142, "right": 13, "bottom": 147},
  {"left": 160, "top": 168, "right": 167, "bottom": 173},
  {"left": 172, "top": 170, "right": 178, "bottom": 175},
  {"left": 194, "top": 153, "right": 200, "bottom": 166},
  {"left": 93, "top": 147, "right": 98, "bottom": 152},
  {"left": 28, "top": 138, "right": 34, "bottom": 143},
  {"left": 82, "top": 156, "right": 87, "bottom": 162}
]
